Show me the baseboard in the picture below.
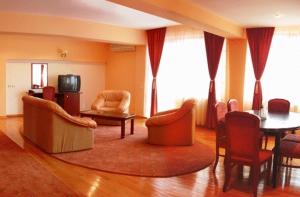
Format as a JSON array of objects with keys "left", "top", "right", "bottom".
[{"left": 5, "top": 114, "right": 23, "bottom": 118}]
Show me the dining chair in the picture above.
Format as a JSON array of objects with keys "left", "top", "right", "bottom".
[
  {"left": 43, "top": 86, "right": 56, "bottom": 101},
  {"left": 227, "top": 99, "right": 239, "bottom": 112},
  {"left": 212, "top": 101, "right": 227, "bottom": 173},
  {"left": 268, "top": 98, "right": 290, "bottom": 113},
  {"left": 264, "top": 98, "right": 291, "bottom": 149},
  {"left": 280, "top": 139, "right": 300, "bottom": 168},
  {"left": 223, "top": 111, "right": 272, "bottom": 197}
]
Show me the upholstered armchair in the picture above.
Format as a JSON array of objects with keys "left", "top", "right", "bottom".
[
  {"left": 146, "top": 99, "right": 196, "bottom": 146},
  {"left": 91, "top": 90, "right": 131, "bottom": 125}
]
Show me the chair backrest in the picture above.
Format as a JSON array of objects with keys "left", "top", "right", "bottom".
[
  {"left": 215, "top": 102, "right": 227, "bottom": 122},
  {"left": 268, "top": 98, "right": 290, "bottom": 113},
  {"left": 225, "top": 111, "right": 261, "bottom": 162},
  {"left": 227, "top": 99, "right": 239, "bottom": 112},
  {"left": 43, "top": 86, "right": 56, "bottom": 101}
]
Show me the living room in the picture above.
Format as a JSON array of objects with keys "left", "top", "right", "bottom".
[{"left": 1, "top": 0, "right": 300, "bottom": 197}]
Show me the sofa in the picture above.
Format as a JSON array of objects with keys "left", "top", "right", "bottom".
[
  {"left": 91, "top": 90, "right": 131, "bottom": 125},
  {"left": 22, "top": 95, "right": 97, "bottom": 153},
  {"left": 146, "top": 99, "right": 196, "bottom": 146}
]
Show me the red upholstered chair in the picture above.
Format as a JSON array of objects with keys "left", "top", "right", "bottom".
[
  {"left": 227, "top": 99, "right": 239, "bottom": 112},
  {"left": 280, "top": 139, "right": 300, "bottom": 168},
  {"left": 264, "top": 98, "right": 291, "bottom": 149},
  {"left": 213, "top": 101, "right": 227, "bottom": 173},
  {"left": 43, "top": 86, "right": 56, "bottom": 101},
  {"left": 268, "top": 98, "right": 290, "bottom": 113},
  {"left": 280, "top": 133, "right": 300, "bottom": 166},
  {"left": 223, "top": 111, "right": 272, "bottom": 197}
]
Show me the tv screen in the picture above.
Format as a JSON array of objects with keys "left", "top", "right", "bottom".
[{"left": 58, "top": 74, "right": 81, "bottom": 93}]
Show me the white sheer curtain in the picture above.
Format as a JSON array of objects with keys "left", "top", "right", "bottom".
[
  {"left": 244, "top": 29, "right": 300, "bottom": 111},
  {"left": 146, "top": 26, "right": 226, "bottom": 125}
]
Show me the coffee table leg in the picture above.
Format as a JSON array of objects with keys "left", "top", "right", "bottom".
[
  {"left": 121, "top": 120, "right": 125, "bottom": 138},
  {"left": 130, "top": 118, "right": 134, "bottom": 135}
]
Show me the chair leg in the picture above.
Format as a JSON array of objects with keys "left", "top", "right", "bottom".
[
  {"left": 252, "top": 165, "right": 260, "bottom": 197},
  {"left": 237, "top": 165, "right": 244, "bottom": 179},
  {"left": 213, "top": 151, "right": 219, "bottom": 173},
  {"left": 264, "top": 136, "right": 269, "bottom": 150},
  {"left": 213, "top": 143, "right": 220, "bottom": 173},
  {"left": 266, "top": 159, "right": 272, "bottom": 185},
  {"left": 223, "top": 157, "right": 231, "bottom": 192}
]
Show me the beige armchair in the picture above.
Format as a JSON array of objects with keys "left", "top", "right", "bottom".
[
  {"left": 91, "top": 90, "right": 131, "bottom": 125},
  {"left": 22, "top": 95, "right": 97, "bottom": 153},
  {"left": 146, "top": 99, "right": 196, "bottom": 146}
]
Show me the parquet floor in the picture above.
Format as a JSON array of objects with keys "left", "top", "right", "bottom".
[{"left": 1, "top": 117, "right": 300, "bottom": 197}]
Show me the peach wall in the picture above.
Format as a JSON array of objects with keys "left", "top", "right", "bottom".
[
  {"left": 6, "top": 61, "right": 106, "bottom": 115},
  {"left": 227, "top": 38, "right": 247, "bottom": 109},
  {"left": 106, "top": 46, "right": 147, "bottom": 116},
  {"left": 0, "top": 33, "right": 109, "bottom": 116}
]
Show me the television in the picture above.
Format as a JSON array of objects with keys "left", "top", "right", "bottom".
[{"left": 58, "top": 74, "right": 81, "bottom": 93}]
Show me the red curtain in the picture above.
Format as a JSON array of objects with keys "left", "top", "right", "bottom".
[
  {"left": 146, "top": 27, "right": 166, "bottom": 116},
  {"left": 204, "top": 31, "right": 225, "bottom": 129},
  {"left": 246, "top": 27, "right": 275, "bottom": 110}
]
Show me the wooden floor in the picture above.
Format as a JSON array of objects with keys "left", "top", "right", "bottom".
[{"left": 1, "top": 117, "right": 300, "bottom": 197}]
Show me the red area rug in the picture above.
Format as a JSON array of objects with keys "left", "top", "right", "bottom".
[
  {"left": 52, "top": 125, "right": 214, "bottom": 177},
  {"left": 0, "top": 132, "right": 79, "bottom": 197}
]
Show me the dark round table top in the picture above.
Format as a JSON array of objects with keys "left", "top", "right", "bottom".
[{"left": 249, "top": 110, "right": 300, "bottom": 132}]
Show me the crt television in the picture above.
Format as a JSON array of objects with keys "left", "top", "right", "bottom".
[{"left": 58, "top": 74, "right": 81, "bottom": 93}]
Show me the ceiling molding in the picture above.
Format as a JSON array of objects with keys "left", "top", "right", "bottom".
[
  {"left": 0, "top": 12, "right": 147, "bottom": 45},
  {"left": 108, "top": 0, "right": 244, "bottom": 38}
]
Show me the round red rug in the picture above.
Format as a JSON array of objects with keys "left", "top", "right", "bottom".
[{"left": 52, "top": 125, "right": 214, "bottom": 177}]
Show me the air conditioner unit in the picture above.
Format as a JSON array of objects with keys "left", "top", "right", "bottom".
[{"left": 110, "top": 44, "right": 136, "bottom": 52}]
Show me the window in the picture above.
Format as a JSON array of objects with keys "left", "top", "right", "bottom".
[
  {"left": 244, "top": 30, "right": 300, "bottom": 111},
  {"left": 31, "top": 63, "right": 48, "bottom": 89},
  {"left": 145, "top": 26, "right": 226, "bottom": 125}
]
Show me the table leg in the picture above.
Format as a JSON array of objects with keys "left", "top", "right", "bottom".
[
  {"left": 272, "top": 132, "right": 281, "bottom": 188},
  {"left": 121, "top": 120, "right": 125, "bottom": 139},
  {"left": 130, "top": 118, "right": 134, "bottom": 135}
]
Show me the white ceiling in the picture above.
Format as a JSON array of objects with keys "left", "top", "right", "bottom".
[
  {"left": 192, "top": 0, "right": 300, "bottom": 27},
  {"left": 0, "top": 0, "right": 178, "bottom": 29},
  {"left": 0, "top": 0, "right": 299, "bottom": 29}
]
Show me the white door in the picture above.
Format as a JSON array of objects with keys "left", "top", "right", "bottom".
[{"left": 6, "top": 62, "right": 31, "bottom": 115}]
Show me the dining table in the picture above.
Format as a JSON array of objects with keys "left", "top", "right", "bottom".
[{"left": 248, "top": 110, "right": 300, "bottom": 187}]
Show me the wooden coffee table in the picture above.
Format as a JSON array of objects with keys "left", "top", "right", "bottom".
[{"left": 80, "top": 110, "right": 135, "bottom": 139}]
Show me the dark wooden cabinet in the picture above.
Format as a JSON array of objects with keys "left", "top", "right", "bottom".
[{"left": 57, "top": 92, "right": 80, "bottom": 116}]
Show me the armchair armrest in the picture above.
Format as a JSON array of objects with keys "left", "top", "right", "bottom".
[
  {"left": 154, "top": 109, "right": 178, "bottom": 116},
  {"left": 54, "top": 105, "right": 97, "bottom": 128},
  {"left": 118, "top": 92, "right": 131, "bottom": 112},
  {"left": 91, "top": 96, "right": 105, "bottom": 110},
  {"left": 67, "top": 116, "right": 97, "bottom": 128},
  {"left": 146, "top": 110, "right": 185, "bottom": 126}
]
